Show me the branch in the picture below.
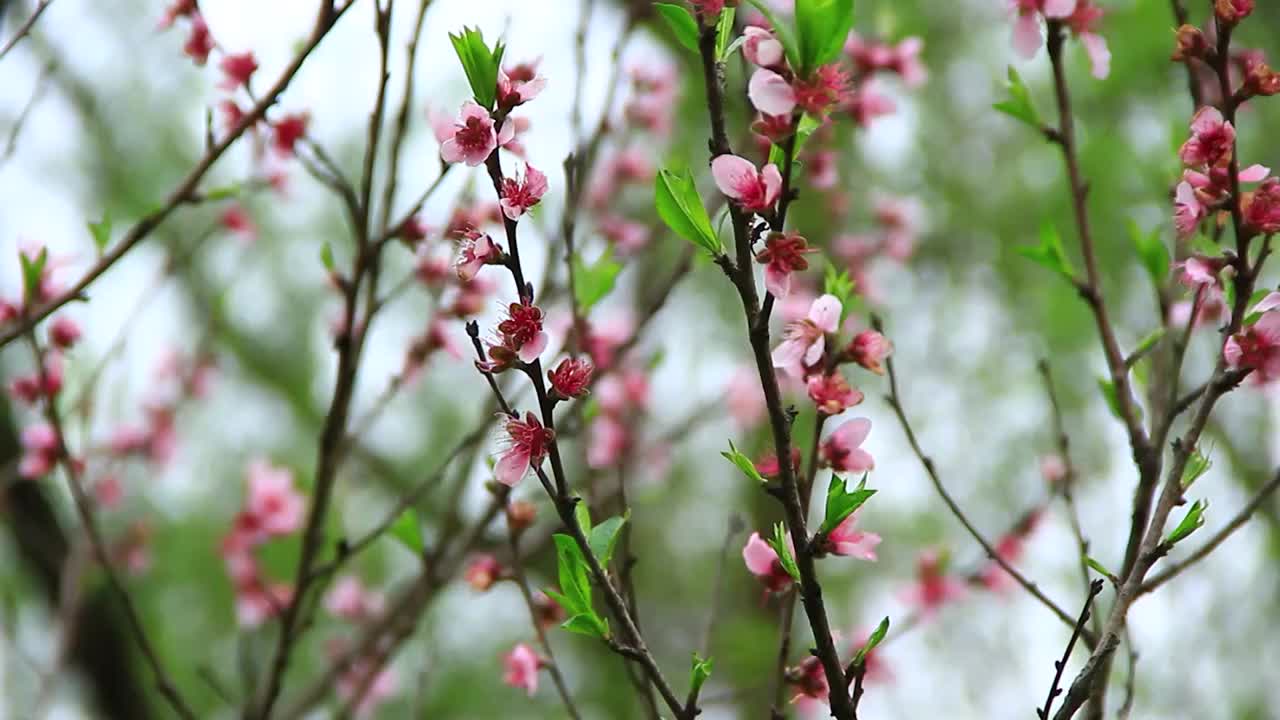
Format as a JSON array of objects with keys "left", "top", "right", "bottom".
[
  {"left": 1138, "top": 468, "right": 1280, "bottom": 595},
  {"left": 1037, "top": 579, "right": 1106, "bottom": 720},
  {"left": 506, "top": 524, "right": 583, "bottom": 720},
  {"left": 0, "top": 0, "right": 353, "bottom": 349},
  {"left": 0, "top": 0, "right": 54, "bottom": 61},
  {"left": 880, "top": 319, "right": 1086, "bottom": 636}
]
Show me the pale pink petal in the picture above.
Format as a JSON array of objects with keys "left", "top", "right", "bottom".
[
  {"left": 440, "top": 139, "right": 465, "bottom": 164},
  {"left": 430, "top": 110, "right": 454, "bottom": 142},
  {"left": 1189, "top": 107, "right": 1223, "bottom": 134},
  {"left": 1042, "top": 0, "right": 1077, "bottom": 18},
  {"left": 1080, "top": 33, "right": 1110, "bottom": 79},
  {"left": 748, "top": 69, "right": 797, "bottom": 116},
  {"left": 743, "top": 533, "right": 778, "bottom": 576},
  {"left": 833, "top": 417, "right": 872, "bottom": 449},
  {"left": 459, "top": 100, "right": 489, "bottom": 122},
  {"left": 1251, "top": 292, "right": 1280, "bottom": 315},
  {"left": 804, "top": 334, "right": 826, "bottom": 368},
  {"left": 808, "top": 294, "right": 843, "bottom": 332},
  {"left": 834, "top": 531, "right": 881, "bottom": 560},
  {"left": 761, "top": 163, "right": 783, "bottom": 207},
  {"left": 525, "top": 165, "right": 549, "bottom": 197},
  {"left": 1223, "top": 336, "right": 1243, "bottom": 368},
  {"left": 845, "top": 447, "right": 875, "bottom": 472},
  {"left": 497, "top": 119, "right": 515, "bottom": 146},
  {"left": 518, "top": 332, "right": 548, "bottom": 363},
  {"left": 772, "top": 338, "right": 807, "bottom": 375},
  {"left": 1012, "top": 14, "right": 1043, "bottom": 59},
  {"left": 765, "top": 264, "right": 791, "bottom": 298},
  {"left": 495, "top": 447, "right": 531, "bottom": 486},
  {"left": 1240, "top": 164, "right": 1271, "bottom": 183},
  {"left": 712, "top": 154, "right": 759, "bottom": 201},
  {"left": 500, "top": 198, "right": 522, "bottom": 220}
]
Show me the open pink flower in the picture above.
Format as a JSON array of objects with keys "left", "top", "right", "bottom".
[
  {"left": 499, "top": 163, "right": 548, "bottom": 220},
  {"left": 325, "top": 576, "right": 386, "bottom": 621},
  {"left": 270, "top": 113, "right": 309, "bottom": 156},
  {"left": 820, "top": 418, "right": 875, "bottom": 473},
  {"left": 756, "top": 231, "right": 816, "bottom": 298},
  {"left": 1179, "top": 107, "right": 1235, "bottom": 168},
  {"left": 821, "top": 511, "right": 881, "bottom": 560},
  {"left": 548, "top": 357, "right": 594, "bottom": 399},
  {"left": 773, "top": 294, "right": 842, "bottom": 377},
  {"left": 713, "top": 154, "right": 782, "bottom": 213},
  {"left": 496, "top": 301, "right": 548, "bottom": 364},
  {"left": 1225, "top": 296, "right": 1280, "bottom": 382},
  {"left": 744, "top": 26, "right": 785, "bottom": 68},
  {"left": 496, "top": 412, "right": 554, "bottom": 486},
  {"left": 1174, "top": 181, "right": 1209, "bottom": 239},
  {"left": 743, "top": 532, "right": 795, "bottom": 594},
  {"left": 245, "top": 459, "right": 305, "bottom": 537},
  {"left": 219, "top": 51, "right": 258, "bottom": 91},
  {"left": 1065, "top": 2, "right": 1110, "bottom": 79},
  {"left": 454, "top": 230, "right": 502, "bottom": 282},
  {"left": 497, "top": 60, "right": 547, "bottom": 108},
  {"left": 900, "top": 549, "right": 967, "bottom": 615},
  {"left": 807, "top": 372, "right": 863, "bottom": 415},
  {"left": 793, "top": 65, "right": 849, "bottom": 116},
  {"left": 749, "top": 69, "right": 798, "bottom": 117},
  {"left": 439, "top": 101, "right": 511, "bottom": 166},
  {"left": 503, "top": 643, "right": 543, "bottom": 696},
  {"left": 891, "top": 37, "right": 928, "bottom": 87}
]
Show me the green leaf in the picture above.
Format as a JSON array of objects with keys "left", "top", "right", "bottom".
[
  {"left": 992, "top": 66, "right": 1041, "bottom": 129},
  {"left": 823, "top": 265, "right": 856, "bottom": 314},
  {"left": 1084, "top": 556, "right": 1115, "bottom": 580},
  {"left": 767, "top": 113, "right": 822, "bottom": 167},
  {"left": 793, "top": 0, "right": 854, "bottom": 72},
  {"left": 654, "top": 3, "right": 700, "bottom": 52},
  {"left": 202, "top": 183, "right": 243, "bottom": 202},
  {"left": 1182, "top": 446, "right": 1212, "bottom": 488},
  {"left": 1096, "top": 377, "right": 1140, "bottom": 422},
  {"left": 320, "top": 242, "right": 335, "bottom": 272},
  {"left": 715, "top": 7, "right": 737, "bottom": 59},
  {"left": 588, "top": 513, "right": 629, "bottom": 568},
  {"left": 821, "top": 474, "right": 877, "bottom": 534},
  {"left": 1164, "top": 499, "right": 1207, "bottom": 546},
  {"left": 851, "top": 616, "right": 889, "bottom": 668},
  {"left": 721, "top": 440, "right": 765, "bottom": 483},
  {"left": 449, "top": 26, "right": 504, "bottom": 109},
  {"left": 656, "top": 168, "right": 720, "bottom": 255},
  {"left": 1016, "top": 222, "right": 1075, "bottom": 283},
  {"left": 1130, "top": 327, "right": 1166, "bottom": 360},
  {"left": 1126, "top": 219, "right": 1171, "bottom": 288},
  {"left": 88, "top": 213, "right": 113, "bottom": 255},
  {"left": 745, "top": 0, "right": 800, "bottom": 70},
  {"left": 388, "top": 507, "right": 424, "bottom": 554},
  {"left": 553, "top": 534, "right": 594, "bottom": 612},
  {"left": 690, "top": 653, "right": 714, "bottom": 697},
  {"left": 18, "top": 247, "right": 47, "bottom": 303},
  {"left": 575, "top": 504, "right": 592, "bottom": 536},
  {"left": 572, "top": 247, "right": 622, "bottom": 311},
  {"left": 561, "top": 612, "right": 609, "bottom": 638},
  {"left": 768, "top": 522, "right": 801, "bottom": 581}
]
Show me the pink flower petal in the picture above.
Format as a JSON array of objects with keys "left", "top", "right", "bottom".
[
  {"left": 808, "top": 294, "right": 843, "bottom": 332},
  {"left": 761, "top": 163, "right": 783, "bottom": 207},
  {"left": 748, "top": 69, "right": 797, "bottom": 116},
  {"left": 1080, "top": 33, "right": 1111, "bottom": 79},
  {"left": 518, "top": 331, "right": 548, "bottom": 363},
  {"left": 743, "top": 532, "right": 778, "bottom": 576},
  {"left": 1043, "top": 0, "right": 1077, "bottom": 18},
  {"left": 1240, "top": 164, "right": 1272, "bottom": 183},
  {"left": 495, "top": 447, "right": 531, "bottom": 486},
  {"left": 711, "top": 154, "right": 759, "bottom": 201},
  {"left": 765, "top": 264, "right": 791, "bottom": 298},
  {"left": 833, "top": 417, "right": 872, "bottom": 449},
  {"left": 1011, "top": 13, "right": 1043, "bottom": 59}
]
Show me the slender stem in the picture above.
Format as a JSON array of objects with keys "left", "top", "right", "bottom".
[
  {"left": 1037, "top": 580, "right": 1105, "bottom": 720},
  {"left": 507, "top": 527, "right": 584, "bottom": 720},
  {"left": 0, "top": 0, "right": 54, "bottom": 61}
]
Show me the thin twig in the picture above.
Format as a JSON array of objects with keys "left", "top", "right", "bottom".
[
  {"left": 1037, "top": 579, "right": 1105, "bottom": 720},
  {"left": 0, "top": 0, "right": 54, "bottom": 61}
]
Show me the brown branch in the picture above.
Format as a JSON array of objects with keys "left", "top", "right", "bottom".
[
  {"left": 0, "top": 1, "right": 352, "bottom": 348},
  {"left": 0, "top": 0, "right": 53, "bottom": 61},
  {"left": 880, "top": 320, "right": 1085, "bottom": 636},
  {"left": 1037, "top": 579, "right": 1105, "bottom": 720}
]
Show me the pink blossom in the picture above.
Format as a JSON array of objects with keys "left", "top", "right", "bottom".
[
  {"left": 1009, "top": 0, "right": 1077, "bottom": 59},
  {"left": 743, "top": 531, "right": 794, "bottom": 594},
  {"left": 806, "top": 150, "right": 838, "bottom": 190},
  {"left": 464, "top": 554, "right": 504, "bottom": 591},
  {"left": 325, "top": 576, "right": 386, "bottom": 621},
  {"left": 548, "top": 357, "right": 594, "bottom": 399},
  {"left": 713, "top": 154, "right": 782, "bottom": 213},
  {"left": 219, "top": 51, "right": 258, "bottom": 91},
  {"left": 1179, "top": 107, "right": 1235, "bottom": 168},
  {"left": 495, "top": 301, "right": 548, "bottom": 365},
  {"left": 598, "top": 215, "right": 650, "bottom": 253},
  {"left": 587, "top": 414, "right": 629, "bottom": 469},
  {"left": 820, "top": 511, "right": 881, "bottom": 560},
  {"left": 772, "top": 294, "right": 842, "bottom": 377},
  {"left": 158, "top": 0, "right": 196, "bottom": 29},
  {"left": 744, "top": 27, "right": 784, "bottom": 68},
  {"left": 793, "top": 65, "right": 849, "bottom": 116},
  {"left": 981, "top": 531, "right": 1031, "bottom": 593},
  {"left": 756, "top": 231, "right": 815, "bottom": 297},
  {"left": 891, "top": 37, "right": 928, "bottom": 87},
  {"left": 726, "top": 366, "right": 767, "bottom": 427},
  {"left": 183, "top": 14, "right": 214, "bottom": 65},
  {"left": 748, "top": 69, "right": 797, "bottom": 117},
  {"left": 1243, "top": 178, "right": 1280, "bottom": 235},
  {"left": 1040, "top": 454, "right": 1067, "bottom": 483},
  {"left": 1174, "top": 181, "right": 1209, "bottom": 239},
  {"left": 1225, "top": 302, "right": 1280, "bottom": 382},
  {"left": 19, "top": 423, "right": 58, "bottom": 478},
  {"left": 94, "top": 474, "right": 124, "bottom": 509},
  {"left": 846, "top": 330, "right": 892, "bottom": 375},
  {"left": 806, "top": 372, "right": 864, "bottom": 415},
  {"left": 336, "top": 657, "right": 398, "bottom": 719},
  {"left": 220, "top": 205, "right": 257, "bottom": 243},
  {"left": 1215, "top": 0, "right": 1254, "bottom": 24},
  {"left": 1176, "top": 255, "right": 1223, "bottom": 289},
  {"left": 270, "top": 113, "right": 308, "bottom": 156},
  {"left": 842, "top": 82, "right": 896, "bottom": 127},
  {"left": 49, "top": 316, "right": 81, "bottom": 349},
  {"left": 454, "top": 230, "right": 502, "bottom": 282},
  {"left": 497, "top": 60, "right": 547, "bottom": 108},
  {"left": 900, "top": 549, "right": 967, "bottom": 615},
  {"left": 503, "top": 643, "right": 543, "bottom": 696},
  {"left": 499, "top": 163, "right": 548, "bottom": 220},
  {"left": 236, "top": 581, "right": 292, "bottom": 628},
  {"left": 820, "top": 418, "right": 875, "bottom": 473},
  {"left": 439, "top": 101, "right": 507, "bottom": 166},
  {"left": 496, "top": 412, "right": 554, "bottom": 486},
  {"left": 244, "top": 459, "right": 305, "bottom": 537}
]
